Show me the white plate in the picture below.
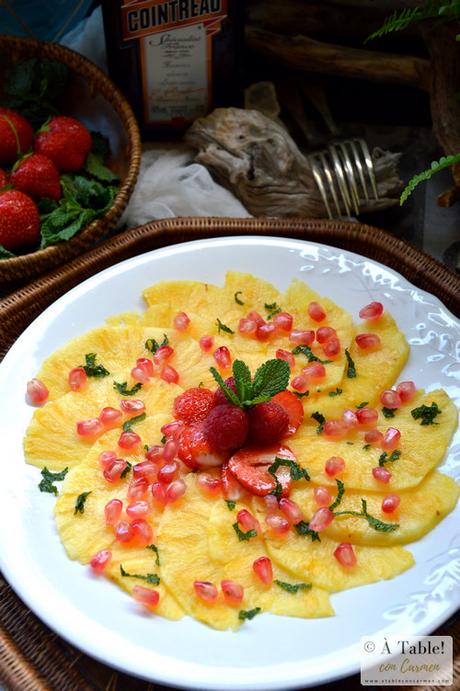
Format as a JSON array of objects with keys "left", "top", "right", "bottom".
[{"left": 0, "top": 236, "right": 459, "bottom": 690}]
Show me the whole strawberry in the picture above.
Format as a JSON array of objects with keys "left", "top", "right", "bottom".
[
  {"left": 0, "top": 169, "right": 8, "bottom": 189},
  {"left": 0, "top": 190, "right": 40, "bottom": 251},
  {"left": 11, "top": 154, "right": 62, "bottom": 201},
  {"left": 0, "top": 108, "right": 34, "bottom": 166},
  {"left": 34, "top": 116, "right": 92, "bottom": 172}
]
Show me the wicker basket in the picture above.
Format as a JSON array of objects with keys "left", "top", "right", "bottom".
[{"left": 0, "top": 36, "right": 141, "bottom": 283}]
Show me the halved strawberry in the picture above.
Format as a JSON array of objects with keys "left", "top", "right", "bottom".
[
  {"left": 227, "top": 445, "right": 296, "bottom": 497},
  {"left": 177, "top": 424, "right": 224, "bottom": 470},
  {"left": 271, "top": 391, "right": 304, "bottom": 436},
  {"left": 221, "top": 461, "right": 246, "bottom": 501}
]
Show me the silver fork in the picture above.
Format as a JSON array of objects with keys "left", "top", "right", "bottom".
[{"left": 307, "top": 138, "right": 379, "bottom": 219}]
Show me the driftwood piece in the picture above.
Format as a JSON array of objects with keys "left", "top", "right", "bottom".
[
  {"left": 246, "top": 27, "right": 431, "bottom": 92},
  {"left": 185, "top": 108, "right": 402, "bottom": 219}
]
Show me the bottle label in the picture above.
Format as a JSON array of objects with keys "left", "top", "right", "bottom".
[{"left": 121, "top": 0, "right": 228, "bottom": 125}]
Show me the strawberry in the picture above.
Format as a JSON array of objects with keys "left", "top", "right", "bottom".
[
  {"left": 0, "top": 108, "right": 34, "bottom": 166},
  {"left": 0, "top": 190, "right": 40, "bottom": 250},
  {"left": 173, "top": 387, "right": 214, "bottom": 424},
  {"left": 221, "top": 461, "right": 246, "bottom": 501},
  {"left": 177, "top": 423, "right": 224, "bottom": 469},
  {"left": 34, "top": 116, "right": 92, "bottom": 172},
  {"left": 248, "top": 401, "right": 289, "bottom": 445},
  {"left": 271, "top": 391, "right": 304, "bottom": 436},
  {"left": 204, "top": 404, "right": 249, "bottom": 453},
  {"left": 0, "top": 169, "right": 8, "bottom": 189},
  {"left": 11, "top": 154, "right": 62, "bottom": 201},
  {"left": 227, "top": 445, "right": 296, "bottom": 497}
]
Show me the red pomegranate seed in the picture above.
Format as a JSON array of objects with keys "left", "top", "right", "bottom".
[
  {"left": 26, "top": 378, "right": 49, "bottom": 405},
  {"left": 396, "top": 381, "right": 417, "bottom": 403},
  {"left": 247, "top": 311, "right": 265, "bottom": 326},
  {"left": 221, "top": 580, "right": 244, "bottom": 605},
  {"left": 194, "top": 580, "right": 218, "bottom": 602},
  {"left": 68, "top": 367, "right": 87, "bottom": 392},
  {"left": 309, "top": 507, "right": 334, "bottom": 532},
  {"left": 90, "top": 549, "right": 112, "bottom": 573},
  {"left": 238, "top": 318, "right": 257, "bottom": 335},
  {"left": 76, "top": 418, "right": 104, "bottom": 437},
  {"left": 314, "top": 486, "right": 333, "bottom": 507},
  {"left": 364, "top": 429, "right": 384, "bottom": 446},
  {"left": 199, "top": 335, "right": 214, "bottom": 351},
  {"left": 308, "top": 301, "right": 326, "bottom": 322},
  {"left": 382, "top": 427, "right": 401, "bottom": 450},
  {"left": 237, "top": 509, "right": 260, "bottom": 533},
  {"left": 103, "top": 459, "right": 128, "bottom": 483},
  {"left": 115, "top": 521, "right": 133, "bottom": 543},
  {"left": 382, "top": 493, "right": 400, "bottom": 513},
  {"left": 356, "top": 407, "right": 378, "bottom": 427},
  {"left": 253, "top": 556, "right": 273, "bottom": 585},
  {"left": 256, "top": 322, "right": 276, "bottom": 341},
  {"left": 133, "top": 460, "right": 158, "bottom": 482},
  {"left": 289, "top": 329, "right": 315, "bottom": 346},
  {"left": 291, "top": 375, "right": 309, "bottom": 393},
  {"left": 153, "top": 345, "right": 174, "bottom": 365},
  {"left": 372, "top": 466, "right": 392, "bottom": 483},
  {"left": 265, "top": 513, "right": 290, "bottom": 534},
  {"left": 104, "top": 498, "right": 123, "bottom": 525},
  {"left": 323, "top": 337, "right": 341, "bottom": 358},
  {"left": 213, "top": 346, "right": 231, "bottom": 369},
  {"left": 158, "top": 461, "right": 179, "bottom": 484},
  {"left": 145, "top": 445, "right": 164, "bottom": 463},
  {"left": 99, "top": 407, "right": 123, "bottom": 428},
  {"left": 99, "top": 450, "right": 117, "bottom": 469},
  {"left": 279, "top": 498, "right": 304, "bottom": 524},
  {"left": 325, "top": 456, "right": 345, "bottom": 477},
  {"left": 120, "top": 399, "right": 145, "bottom": 414},
  {"left": 131, "top": 518, "right": 153, "bottom": 545},
  {"left": 132, "top": 585, "right": 159, "bottom": 608},
  {"left": 162, "top": 439, "right": 178, "bottom": 462},
  {"left": 126, "top": 500, "right": 151, "bottom": 518},
  {"left": 166, "top": 478, "right": 186, "bottom": 503},
  {"left": 316, "top": 326, "right": 336, "bottom": 344},
  {"left": 355, "top": 333, "right": 381, "bottom": 350},
  {"left": 264, "top": 494, "right": 279, "bottom": 513},
  {"left": 118, "top": 431, "right": 141, "bottom": 449},
  {"left": 127, "top": 476, "right": 149, "bottom": 500},
  {"left": 359, "top": 301, "right": 383, "bottom": 321},
  {"left": 136, "top": 358, "right": 154, "bottom": 377},
  {"left": 302, "top": 362, "right": 326, "bottom": 381},
  {"left": 273, "top": 312, "right": 293, "bottom": 332},
  {"left": 174, "top": 311, "right": 190, "bottom": 331},
  {"left": 197, "top": 473, "right": 222, "bottom": 495},
  {"left": 131, "top": 366, "right": 150, "bottom": 383},
  {"left": 151, "top": 482, "right": 167, "bottom": 504},
  {"left": 161, "top": 421, "right": 184, "bottom": 440},
  {"left": 342, "top": 409, "right": 359, "bottom": 428},
  {"left": 276, "top": 348, "right": 295, "bottom": 369},
  {"left": 161, "top": 364, "right": 179, "bottom": 384},
  {"left": 334, "top": 543, "right": 357, "bottom": 568},
  {"left": 323, "top": 420, "right": 348, "bottom": 439}
]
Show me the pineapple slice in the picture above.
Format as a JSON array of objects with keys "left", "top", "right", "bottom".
[{"left": 288, "top": 389, "right": 457, "bottom": 491}]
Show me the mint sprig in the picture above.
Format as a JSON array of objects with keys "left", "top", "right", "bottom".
[{"left": 210, "top": 358, "right": 290, "bottom": 408}]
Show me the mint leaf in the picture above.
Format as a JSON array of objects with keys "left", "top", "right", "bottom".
[
  {"left": 74, "top": 491, "right": 91, "bottom": 515},
  {"left": 411, "top": 402, "right": 441, "bottom": 425},
  {"left": 275, "top": 580, "right": 312, "bottom": 594},
  {"left": 233, "top": 522, "right": 257, "bottom": 541},
  {"left": 356, "top": 401, "right": 368, "bottom": 409},
  {"left": 85, "top": 151, "right": 118, "bottom": 183},
  {"left": 293, "top": 390, "right": 310, "bottom": 399},
  {"left": 232, "top": 359, "right": 253, "bottom": 404},
  {"left": 123, "top": 412, "right": 146, "bottom": 433},
  {"left": 239, "top": 607, "right": 261, "bottom": 621},
  {"left": 311, "top": 411, "right": 325, "bottom": 434},
  {"left": 252, "top": 359, "right": 290, "bottom": 399},
  {"left": 113, "top": 381, "right": 142, "bottom": 396},
  {"left": 333, "top": 499, "right": 399, "bottom": 532},
  {"left": 378, "top": 450, "right": 401, "bottom": 467},
  {"left": 328, "top": 388, "right": 343, "bottom": 397},
  {"left": 225, "top": 499, "right": 236, "bottom": 511},
  {"left": 294, "top": 520, "right": 321, "bottom": 542},
  {"left": 145, "top": 334, "right": 169, "bottom": 354},
  {"left": 120, "top": 565, "right": 160, "bottom": 584},
  {"left": 120, "top": 461, "right": 132, "bottom": 479},
  {"left": 345, "top": 349, "right": 357, "bottom": 378},
  {"left": 146, "top": 543, "right": 160, "bottom": 566},
  {"left": 264, "top": 302, "right": 282, "bottom": 319},
  {"left": 0, "top": 245, "right": 15, "bottom": 259},
  {"left": 210, "top": 367, "right": 240, "bottom": 406},
  {"left": 292, "top": 345, "right": 330, "bottom": 365},
  {"left": 82, "top": 353, "right": 110, "bottom": 378},
  {"left": 382, "top": 406, "right": 396, "bottom": 419},
  {"left": 234, "top": 291, "right": 244, "bottom": 305},
  {"left": 329, "top": 479, "right": 345, "bottom": 511},
  {"left": 216, "top": 318, "right": 234, "bottom": 335},
  {"left": 39, "top": 467, "right": 68, "bottom": 495},
  {"left": 268, "top": 457, "right": 310, "bottom": 482}
]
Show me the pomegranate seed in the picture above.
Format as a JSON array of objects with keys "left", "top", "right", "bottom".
[
  {"left": 118, "top": 431, "right": 141, "bottom": 449},
  {"left": 334, "top": 543, "right": 357, "bottom": 568},
  {"left": 133, "top": 460, "right": 158, "bottom": 482},
  {"left": 372, "top": 466, "right": 392, "bottom": 483},
  {"left": 136, "top": 358, "right": 154, "bottom": 377},
  {"left": 161, "top": 364, "right": 179, "bottom": 384},
  {"left": 356, "top": 407, "right": 378, "bottom": 427},
  {"left": 247, "top": 311, "right": 265, "bottom": 326},
  {"left": 273, "top": 312, "right": 293, "bottom": 332},
  {"left": 314, "top": 486, "right": 333, "bottom": 507},
  {"left": 132, "top": 585, "right": 159, "bottom": 608},
  {"left": 221, "top": 580, "right": 244, "bottom": 605},
  {"left": 316, "top": 326, "right": 336, "bottom": 344},
  {"left": 127, "top": 476, "right": 149, "bottom": 500},
  {"left": 115, "top": 521, "right": 133, "bottom": 542},
  {"left": 26, "top": 378, "right": 49, "bottom": 405},
  {"left": 213, "top": 346, "right": 231, "bottom": 369},
  {"left": 194, "top": 580, "right": 218, "bottom": 602},
  {"left": 238, "top": 318, "right": 257, "bottom": 335},
  {"left": 382, "top": 493, "right": 400, "bottom": 513},
  {"left": 253, "top": 556, "right": 273, "bottom": 585},
  {"left": 104, "top": 498, "right": 123, "bottom": 525},
  {"left": 76, "top": 418, "right": 104, "bottom": 437},
  {"left": 302, "top": 362, "right": 326, "bottom": 381},
  {"left": 237, "top": 509, "right": 260, "bottom": 534},
  {"left": 325, "top": 456, "right": 345, "bottom": 477},
  {"left": 289, "top": 329, "right": 315, "bottom": 346},
  {"left": 309, "top": 507, "right": 334, "bottom": 532},
  {"left": 323, "top": 337, "right": 341, "bottom": 358},
  {"left": 126, "top": 500, "right": 151, "bottom": 518},
  {"left": 153, "top": 345, "right": 174, "bottom": 365},
  {"left": 364, "top": 429, "right": 384, "bottom": 446},
  {"left": 382, "top": 427, "right": 401, "bottom": 450},
  {"left": 265, "top": 513, "right": 290, "bottom": 534},
  {"left": 359, "top": 301, "right": 383, "bottom": 321},
  {"left": 355, "top": 333, "right": 381, "bottom": 350},
  {"left": 151, "top": 482, "right": 167, "bottom": 504},
  {"left": 131, "top": 518, "right": 153, "bottom": 545},
  {"left": 342, "top": 409, "right": 359, "bottom": 428},
  {"left": 146, "top": 445, "right": 164, "bottom": 463},
  {"left": 158, "top": 461, "right": 179, "bottom": 484},
  {"left": 90, "top": 549, "right": 112, "bottom": 573},
  {"left": 279, "top": 498, "right": 304, "bottom": 524},
  {"left": 166, "top": 478, "right": 186, "bottom": 503},
  {"left": 264, "top": 494, "right": 279, "bottom": 513},
  {"left": 161, "top": 421, "right": 184, "bottom": 440},
  {"left": 99, "top": 407, "right": 123, "bottom": 428},
  {"left": 174, "top": 311, "right": 190, "bottom": 331},
  {"left": 131, "top": 366, "right": 150, "bottom": 383},
  {"left": 256, "top": 323, "right": 276, "bottom": 341},
  {"left": 199, "top": 335, "right": 214, "bottom": 351},
  {"left": 291, "top": 375, "right": 309, "bottom": 393},
  {"left": 99, "top": 450, "right": 117, "bottom": 469},
  {"left": 197, "top": 473, "right": 222, "bottom": 495},
  {"left": 308, "top": 301, "right": 326, "bottom": 322},
  {"left": 120, "top": 399, "right": 145, "bottom": 414},
  {"left": 276, "top": 348, "right": 295, "bottom": 369},
  {"left": 103, "top": 459, "right": 129, "bottom": 483},
  {"left": 162, "top": 439, "right": 178, "bottom": 462},
  {"left": 68, "top": 367, "right": 87, "bottom": 392},
  {"left": 323, "top": 420, "right": 348, "bottom": 439},
  {"left": 396, "top": 381, "right": 417, "bottom": 403}
]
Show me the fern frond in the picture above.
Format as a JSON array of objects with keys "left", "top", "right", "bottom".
[
  {"left": 365, "top": 1, "right": 460, "bottom": 42},
  {"left": 400, "top": 153, "right": 460, "bottom": 204}
]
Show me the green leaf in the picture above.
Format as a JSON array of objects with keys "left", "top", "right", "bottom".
[
  {"left": 378, "top": 450, "right": 401, "bottom": 467},
  {"left": 90, "top": 131, "right": 111, "bottom": 159},
  {"left": 119, "top": 565, "right": 160, "bottom": 584},
  {"left": 252, "top": 359, "right": 290, "bottom": 399},
  {"left": 216, "top": 318, "right": 234, "bottom": 335},
  {"left": 0, "top": 245, "right": 16, "bottom": 259},
  {"left": 328, "top": 388, "right": 343, "bottom": 397},
  {"left": 268, "top": 456, "right": 310, "bottom": 482},
  {"left": 38, "top": 467, "right": 68, "bottom": 495},
  {"left": 329, "top": 479, "right": 345, "bottom": 511},
  {"left": 120, "top": 461, "right": 132, "bottom": 479},
  {"left": 291, "top": 345, "right": 330, "bottom": 365},
  {"left": 311, "top": 411, "right": 325, "bottom": 434},
  {"left": 344, "top": 349, "right": 357, "bottom": 378},
  {"left": 294, "top": 520, "right": 321, "bottom": 542},
  {"left": 232, "top": 359, "right": 253, "bottom": 404},
  {"left": 333, "top": 499, "right": 399, "bottom": 532},
  {"left": 210, "top": 367, "right": 241, "bottom": 406},
  {"left": 74, "top": 491, "right": 91, "bottom": 515},
  {"left": 113, "top": 381, "right": 142, "bottom": 396},
  {"left": 81, "top": 352, "right": 110, "bottom": 378},
  {"left": 234, "top": 291, "right": 244, "bottom": 305},
  {"left": 232, "top": 522, "right": 257, "bottom": 541},
  {"left": 275, "top": 580, "right": 312, "bottom": 594},
  {"left": 146, "top": 543, "right": 160, "bottom": 566},
  {"left": 238, "top": 607, "right": 261, "bottom": 621},
  {"left": 381, "top": 406, "right": 396, "bottom": 419},
  {"left": 123, "top": 412, "right": 146, "bottom": 433},
  {"left": 411, "top": 402, "right": 441, "bottom": 425},
  {"left": 264, "top": 302, "right": 282, "bottom": 319},
  {"left": 225, "top": 499, "right": 236, "bottom": 511},
  {"left": 85, "top": 151, "right": 118, "bottom": 182},
  {"left": 363, "top": 444, "right": 371, "bottom": 451},
  {"left": 293, "top": 390, "right": 310, "bottom": 399},
  {"left": 356, "top": 401, "right": 368, "bottom": 409},
  {"left": 145, "top": 334, "right": 169, "bottom": 354},
  {"left": 401, "top": 153, "right": 460, "bottom": 204}
]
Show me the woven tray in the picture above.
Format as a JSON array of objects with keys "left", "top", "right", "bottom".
[{"left": 0, "top": 217, "right": 459, "bottom": 691}]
